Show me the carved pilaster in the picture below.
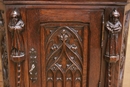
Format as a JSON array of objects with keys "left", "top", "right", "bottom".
[
  {"left": 105, "top": 9, "right": 122, "bottom": 87},
  {"left": 0, "top": 10, "right": 10, "bottom": 87},
  {"left": 8, "top": 8, "right": 25, "bottom": 87}
]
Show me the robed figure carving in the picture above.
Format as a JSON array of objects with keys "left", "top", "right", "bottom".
[
  {"left": 105, "top": 9, "right": 122, "bottom": 63},
  {"left": 8, "top": 8, "right": 25, "bottom": 62}
]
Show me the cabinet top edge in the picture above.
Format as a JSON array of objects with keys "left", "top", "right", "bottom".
[{"left": 3, "top": 1, "right": 127, "bottom": 6}]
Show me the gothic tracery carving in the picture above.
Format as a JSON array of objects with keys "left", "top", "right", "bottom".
[{"left": 45, "top": 26, "right": 83, "bottom": 87}]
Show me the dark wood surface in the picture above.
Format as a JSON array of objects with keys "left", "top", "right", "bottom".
[
  {"left": 3, "top": 0, "right": 127, "bottom": 2},
  {"left": 0, "top": 0, "right": 127, "bottom": 87}
]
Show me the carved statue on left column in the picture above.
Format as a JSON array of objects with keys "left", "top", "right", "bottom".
[
  {"left": 8, "top": 8, "right": 25, "bottom": 62},
  {"left": 8, "top": 8, "right": 25, "bottom": 87}
]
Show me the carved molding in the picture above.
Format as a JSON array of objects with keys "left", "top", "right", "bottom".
[
  {"left": 105, "top": 9, "right": 122, "bottom": 87},
  {"left": 0, "top": 10, "right": 10, "bottom": 87},
  {"left": 119, "top": 10, "right": 130, "bottom": 87},
  {"left": 29, "top": 48, "right": 37, "bottom": 83},
  {"left": 1, "top": 32, "right": 10, "bottom": 87}
]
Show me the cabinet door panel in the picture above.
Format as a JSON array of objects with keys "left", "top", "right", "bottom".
[
  {"left": 41, "top": 22, "right": 88, "bottom": 87},
  {"left": 27, "top": 9, "right": 102, "bottom": 87}
]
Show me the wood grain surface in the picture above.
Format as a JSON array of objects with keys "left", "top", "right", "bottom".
[{"left": 0, "top": 0, "right": 129, "bottom": 87}]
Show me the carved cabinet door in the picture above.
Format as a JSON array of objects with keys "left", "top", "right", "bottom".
[{"left": 27, "top": 9, "right": 103, "bottom": 87}]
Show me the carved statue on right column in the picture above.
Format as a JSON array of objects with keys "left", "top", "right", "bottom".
[{"left": 105, "top": 9, "right": 122, "bottom": 63}]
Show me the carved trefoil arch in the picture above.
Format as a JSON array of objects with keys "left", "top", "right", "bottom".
[{"left": 41, "top": 22, "right": 89, "bottom": 87}]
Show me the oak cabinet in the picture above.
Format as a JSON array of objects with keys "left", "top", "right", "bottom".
[
  {"left": 27, "top": 9, "right": 102, "bottom": 87},
  {"left": 0, "top": 0, "right": 129, "bottom": 87}
]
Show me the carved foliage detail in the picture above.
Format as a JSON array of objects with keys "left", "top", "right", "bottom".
[{"left": 46, "top": 26, "right": 83, "bottom": 87}]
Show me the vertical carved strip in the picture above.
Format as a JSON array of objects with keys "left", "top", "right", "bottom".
[
  {"left": 8, "top": 8, "right": 25, "bottom": 87},
  {"left": 98, "top": 11, "right": 105, "bottom": 87},
  {"left": 1, "top": 32, "right": 10, "bottom": 87},
  {"left": 108, "top": 63, "right": 112, "bottom": 87},
  {"left": 29, "top": 48, "right": 37, "bottom": 82},
  {"left": 119, "top": 10, "right": 130, "bottom": 87},
  {"left": 0, "top": 10, "right": 10, "bottom": 87},
  {"left": 105, "top": 9, "right": 122, "bottom": 87},
  {"left": 17, "top": 63, "right": 21, "bottom": 87},
  {"left": 101, "top": 10, "right": 105, "bottom": 48}
]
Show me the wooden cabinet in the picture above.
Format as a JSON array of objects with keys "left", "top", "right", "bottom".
[
  {"left": 0, "top": 0, "right": 129, "bottom": 87},
  {"left": 27, "top": 9, "right": 102, "bottom": 87}
]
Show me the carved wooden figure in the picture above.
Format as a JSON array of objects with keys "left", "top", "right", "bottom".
[
  {"left": 8, "top": 8, "right": 25, "bottom": 87},
  {"left": 105, "top": 9, "right": 122, "bottom": 63},
  {"left": 8, "top": 8, "right": 25, "bottom": 62},
  {"left": 105, "top": 9, "right": 122, "bottom": 87}
]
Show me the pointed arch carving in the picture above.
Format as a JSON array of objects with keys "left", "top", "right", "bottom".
[{"left": 41, "top": 22, "right": 89, "bottom": 87}]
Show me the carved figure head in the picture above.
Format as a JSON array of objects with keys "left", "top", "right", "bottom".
[
  {"left": 11, "top": 8, "right": 20, "bottom": 18},
  {"left": 10, "top": 8, "right": 21, "bottom": 25},
  {"left": 112, "top": 9, "right": 120, "bottom": 18},
  {"left": 112, "top": 9, "right": 120, "bottom": 24}
]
